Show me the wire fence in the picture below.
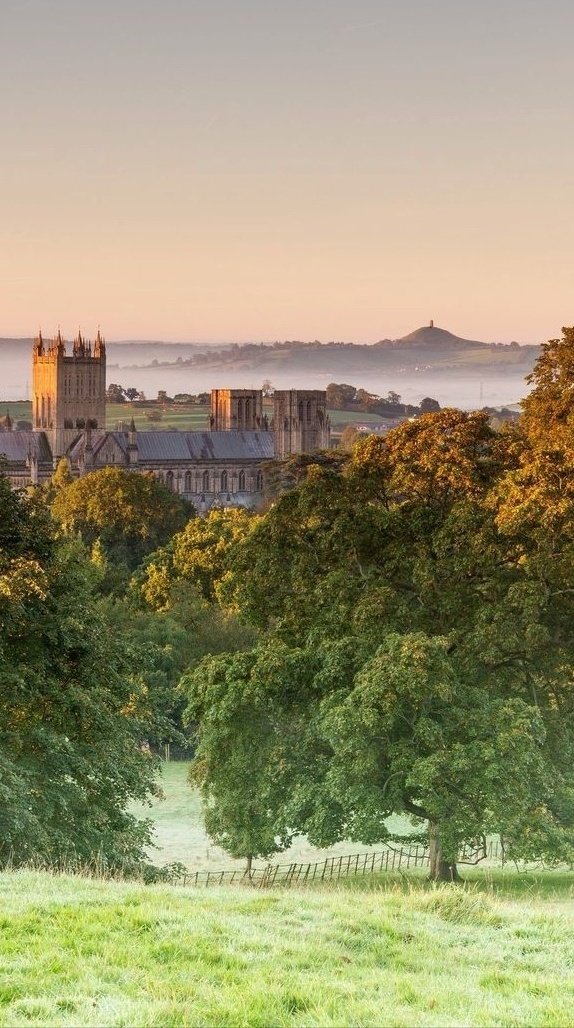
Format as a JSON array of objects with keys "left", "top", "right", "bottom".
[{"left": 178, "top": 839, "right": 504, "bottom": 889}]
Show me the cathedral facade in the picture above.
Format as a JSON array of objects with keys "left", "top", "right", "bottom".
[{"left": 0, "top": 332, "right": 331, "bottom": 506}]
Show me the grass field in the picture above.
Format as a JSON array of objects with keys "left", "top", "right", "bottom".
[
  {"left": 2, "top": 400, "right": 386, "bottom": 435},
  {"left": 134, "top": 762, "right": 411, "bottom": 870},
  {"left": 1, "top": 401, "right": 212, "bottom": 433},
  {"left": 0, "top": 868, "right": 572, "bottom": 1026}
]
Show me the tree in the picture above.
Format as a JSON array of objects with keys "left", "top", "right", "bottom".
[
  {"left": 136, "top": 507, "right": 258, "bottom": 605},
  {"left": 419, "top": 396, "right": 441, "bottom": 414},
  {"left": 0, "top": 472, "right": 159, "bottom": 869},
  {"left": 190, "top": 409, "right": 574, "bottom": 878},
  {"left": 184, "top": 649, "right": 295, "bottom": 868},
  {"left": 106, "top": 383, "right": 126, "bottom": 403},
  {"left": 51, "top": 467, "right": 192, "bottom": 570},
  {"left": 339, "top": 424, "right": 365, "bottom": 451},
  {"left": 125, "top": 388, "right": 140, "bottom": 402},
  {"left": 355, "top": 388, "right": 379, "bottom": 411},
  {"left": 186, "top": 629, "right": 565, "bottom": 881},
  {"left": 326, "top": 383, "right": 357, "bottom": 409},
  {"left": 521, "top": 327, "right": 574, "bottom": 452}
]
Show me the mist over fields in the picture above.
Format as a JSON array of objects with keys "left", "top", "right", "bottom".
[{"left": 0, "top": 326, "right": 538, "bottom": 409}]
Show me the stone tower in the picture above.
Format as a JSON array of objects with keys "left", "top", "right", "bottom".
[
  {"left": 272, "top": 390, "right": 330, "bottom": 459},
  {"left": 32, "top": 329, "right": 106, "bottom": 458},
  {"left": 210, "top": 389, "right": 265, "bottom": 431}
]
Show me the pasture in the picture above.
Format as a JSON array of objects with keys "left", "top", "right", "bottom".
[
  {"left": 0, "top": 762, "right": 572, "bottom": 1026},
  {"left": 1, "top": 400, "right": 387, "bottom": 437},
  {"left": 134, "top": 761, "right": 411, "bottom": 871},
  {"left": 0, "top": 869, "right": 572, "bottom": 1026}
]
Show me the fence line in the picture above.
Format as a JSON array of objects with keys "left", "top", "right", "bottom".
[{"left": 178, "top": 839, "right": 504, "bottom": 889}]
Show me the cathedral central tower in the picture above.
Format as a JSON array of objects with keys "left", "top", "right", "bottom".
[{"left": 32, "top": 329, "right": 106, "bottom": 458}]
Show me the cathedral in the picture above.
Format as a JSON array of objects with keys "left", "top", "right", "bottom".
[{"left": 0, "top": 331, "right": 331, "bottom": 506}]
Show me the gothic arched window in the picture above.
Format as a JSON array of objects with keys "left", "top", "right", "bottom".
[
  {"left": 238, "top": 469, "right": 246, "bottom": 491},
  {"left": 166, "top": 470, "right": 174, "bottom": 491},
  {"left": 202, "top": 470, "right": 210, "bottom": 492},
  {"left": 184, "top": 471, "right": 192, "bottom": 492},
  {"left": 256, "top": 470, "right": 263, "bottom": 491},
  {"left": 221, "top": 470, "right": 228, "bottom": 492}
]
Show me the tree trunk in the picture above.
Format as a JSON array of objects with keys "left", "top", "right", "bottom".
[
  {"left": 245, "top": 854, "right": 253, "bottom": 874},
  {"left": 428, "top": 824, "right": 461, "bottom": 882}
]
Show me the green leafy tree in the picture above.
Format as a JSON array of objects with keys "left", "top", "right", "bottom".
[
  {"left": 51, "top": 466, "right": 192, "bottom": 571},
  {"left": 136, "top": 507, "right": 257, "bottom": 605},
  {"left": 185, "top": 649, "right": 298, "bottom": 868},
  {"left": 0, "top": 473, "right": 159, "bottom": 869},
  {"left": 188, "top": 409, "right": 574, "bottom": 879},
  {"left": 106, "top": 576, "right": 257, "bottom": 745}
]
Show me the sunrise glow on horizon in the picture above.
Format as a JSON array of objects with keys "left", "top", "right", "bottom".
[{"left": 1, "top": 0, "right": 572, "bottom": 344}]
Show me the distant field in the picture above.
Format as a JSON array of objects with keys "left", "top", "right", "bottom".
[
  {"left": 136, "top": 762, "right": 425, "bottom": 871},
  {"left": 3, "top": 401, "right": 384, "bottom": 435},
  {"left": 105, "top": 402, "right": 210, "bottom": 432},
  {"left": 2, "top": 401, "right": 31, "bottom": 424},
  {"left": 1, "top": 401, "right": 211, "bottom": 433},
  {"left": 0, "top": 868, "right": 572, "bottom": 1026}
]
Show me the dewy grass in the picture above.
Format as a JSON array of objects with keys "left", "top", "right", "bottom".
[{"left": 0, "top": 870, "right": 573, "bottom": 1027}]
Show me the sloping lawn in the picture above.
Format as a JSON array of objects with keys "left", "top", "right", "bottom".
[{"left": 0, "top": 870, "right": 572, "bottom": 1027}]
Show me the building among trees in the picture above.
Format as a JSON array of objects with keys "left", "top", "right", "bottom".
[{"left": 0, "top": 331, "right": 331, "bottom": 506}]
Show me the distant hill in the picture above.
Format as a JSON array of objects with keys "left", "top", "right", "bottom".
[
  {"left": 391, "top": 324, "right": 488, "bottom": 350},
  {"left": 128, "top": 325, "right": 539, "bottom": 378},
  {"left": 0, "top": 328, "right": 541, "bottom": 409}
]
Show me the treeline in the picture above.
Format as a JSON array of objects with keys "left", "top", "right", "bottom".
[{"left": 326, "top": 382, "right": 440, "bottom": 417}]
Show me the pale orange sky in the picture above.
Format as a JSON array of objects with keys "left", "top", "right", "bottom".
[{"left": 1, "top": 0, "right": 572, "bottom": 344}]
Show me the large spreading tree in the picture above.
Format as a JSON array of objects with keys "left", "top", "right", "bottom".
[{"left": 186, "top": 391, "right": 574, "bottom": 879}]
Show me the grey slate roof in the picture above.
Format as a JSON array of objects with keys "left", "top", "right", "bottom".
[
  {"left": 0, "top": 431, "right": 52, "bottom": 463},
  {"left": 185, "top": 431, "right": 274, "bottom": 460},
  {"left": 70, "top": 430, "right": 275, "bottom": 463}
]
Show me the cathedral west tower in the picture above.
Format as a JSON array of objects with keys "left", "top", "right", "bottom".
[
  {"left": 272, "top": 389, "right": 330, "bottom": 459},
  {"left": 32, "top": 329, "right": 106, "bottom": 459},
  {"left": 210, "top": 389, "right": 265, "bottom": 430}
]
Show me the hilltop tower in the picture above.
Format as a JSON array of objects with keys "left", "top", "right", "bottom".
[
  {"left": 210, "top": 389, "right": 265, "bottom": 431},
  {"left": 32, "top": 329, "right": 106, "bottom": 458},
  {"left": 272, "top": 390, "right": 330, "bottom": 459}
]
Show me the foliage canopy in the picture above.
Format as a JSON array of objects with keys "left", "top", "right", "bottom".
[{"left": 187, "top": 396, "right": 574, "bottom": 879}]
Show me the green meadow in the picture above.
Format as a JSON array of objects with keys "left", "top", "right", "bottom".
[
  {"left": 2, "top": 400, "right": 386, "bottom": 436},
  {"left": 0, "top": 868, "right": 572, "bottom": 1027},
  {"left": 0, "top": 765, "right": 572, "bottom": 1026},
  {"left": 134, "top": 761, "right": 412, "bottom": 870},
  {"left": 1, "top": 401, "right": 211, "bottom": 433}
]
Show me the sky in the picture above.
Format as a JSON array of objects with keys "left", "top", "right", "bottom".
[{"left": 1, "top": 0, "right": 572, "bottom": 344}]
